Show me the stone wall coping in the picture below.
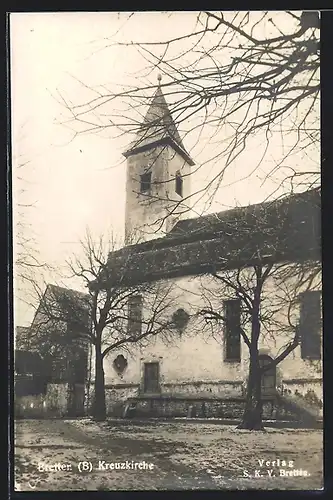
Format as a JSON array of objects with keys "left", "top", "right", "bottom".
[
  {"left": 128, "top": 394, "right": 244, "bottom": 401},
  {"left": 103, "top": 380, "right": 243, "bottom": 390},
  {"left": 104, "top": 383, "right": 140, "bottom": 389},
  {"left": 126, "top": 394, "right": 277, "bottom": 402},
  {"left": 163, "top": 380, "right": 244, "bottom": 387},
  {"left": 283, "top": 378, "right": 322, "bottom": 384}
]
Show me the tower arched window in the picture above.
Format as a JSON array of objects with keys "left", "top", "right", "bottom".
[{"left": 175, "top": 172, "right": 183, "bottom": 197}]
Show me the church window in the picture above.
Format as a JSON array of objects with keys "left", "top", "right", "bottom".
[
  {"left": 175, "top": 172, "right": 183, "bottom": 197},
  {"left": 140, "top": 172, "right": 152, "bottom": 193},
  {"left": 127, "top": 295, "right": 143, "bottom": 336},
  {"left": 224, "top": 299, "right": 241, "bottom": 362},
  {"left": 299, "top": 290, "right": 321, "bottom": 360},
  {"left": 172, "top": 308, "right": 189, "bottom": 334}
]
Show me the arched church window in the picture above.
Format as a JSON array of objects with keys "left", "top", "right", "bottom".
[
  {"left": 175, "top": 172, "right": 183, "bottom": 197},
  {"left": 128, "top": 295, "right": 143, "bottom": 335}
]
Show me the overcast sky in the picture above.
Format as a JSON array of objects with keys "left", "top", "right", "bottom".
[{"left": 10, "top": 12, "right": 319, "bottom": 326}]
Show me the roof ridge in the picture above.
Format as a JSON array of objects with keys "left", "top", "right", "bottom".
[
  {"left": 115, "top": 187, "right": 320, "bottom": 254},
  {"left": 47, "top": 283, "right": 89, "bottom": 298}
]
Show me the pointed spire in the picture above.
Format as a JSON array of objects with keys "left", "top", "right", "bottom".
[{"left": 123, "top": 76, "right": 194, "bottom": 166}]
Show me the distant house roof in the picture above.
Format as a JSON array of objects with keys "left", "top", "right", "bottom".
[
  {"left": 30, "top": 284, "right": 91, "bottom": 336},
  {"left": 123, "top": 85, "right": 194, "bottom": 166},
  {"left": 101, "top": 188, "right": 320, "bottom": 287},
  {"left": 128, "top": 187, "right": 321, "bottom": 252},
  {"left": 15, "top": 350, "right": 44, "bottom": 375},
  {"left": 46, "top": 284, "right": 90, "bottom": 305}
]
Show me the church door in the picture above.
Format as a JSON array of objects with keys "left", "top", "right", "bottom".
[
  {"left": 259, "top": 355, "right": 276, "bottom": 395},
  {"left": 143, "top": 362, "right": 160, "bottom": 393}
]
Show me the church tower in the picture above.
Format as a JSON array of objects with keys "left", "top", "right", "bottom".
[{"left": 123, "top": 75, "right": 195, "bottom": 244}]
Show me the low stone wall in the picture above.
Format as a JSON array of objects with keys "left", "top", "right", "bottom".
[
  {"left": 88, "top": 381, "right": 244, "bottom": 416},
  {"left": 131, "top": 396, "right": 245, "bottom": 418},
  {"left": 15, "top": 383, "right": 69, "bottom": 418},
  {"left": 14, "top": 394, "right": 47, "bottom": 418},
  {"left": 85, "top": 384, "right": 140, "bottom": 416},
  {"left": 126, "top": 395, "right": 298, "bottom": 420},
  {"left": 105, "top": 385, "right": 140, "bottom": 416},
  {"left": 85, "top": 382, "right": 304, "bottom": 421}
]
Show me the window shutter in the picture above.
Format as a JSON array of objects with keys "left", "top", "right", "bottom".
[{"left": 299, "top": 291, "right": 321, "bottom": 360}]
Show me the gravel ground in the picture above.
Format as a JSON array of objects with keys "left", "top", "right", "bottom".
[{"left": 14, "top": 418, "right": 323, "bottom": 491}]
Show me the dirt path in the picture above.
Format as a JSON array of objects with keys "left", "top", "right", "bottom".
[
  {"left": 14, "top": 418, "right": 323, "bottom": 491},
  {"left": 14, "top": 419, "right": 215, "bottom": 490}
]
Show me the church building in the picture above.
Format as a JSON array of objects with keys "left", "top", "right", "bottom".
[{"left": 88, "top": 76, "right": 322, "bottom": 421}]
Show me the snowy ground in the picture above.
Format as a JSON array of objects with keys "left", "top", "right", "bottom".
[{"left": 14, "top": 418, "right": 323, "bottom": 491}]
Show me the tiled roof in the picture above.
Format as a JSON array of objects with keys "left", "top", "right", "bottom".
[
  {"left": 122, "top": 187, "right": 321, "bottom": 253},
  {"left": 104, "top": 188, "right": 320, "bottom": 286}
]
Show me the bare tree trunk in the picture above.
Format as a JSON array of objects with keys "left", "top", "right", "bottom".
[
  {"left": 238, "top": 351, "right": 264, "bottom": 430},
  {"left": 238, "top": 299, "right": 264, "bottom": 431},
  {"left": 92, "top": 337, "right": 106, "bottom": 421}
]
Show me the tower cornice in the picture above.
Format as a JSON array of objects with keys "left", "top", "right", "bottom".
[
  {"left": 123, "top": 136, "right": 195, "bottom": 166},
  {"left": 123, "top": 82, "right": 194, "bottom": 166}
]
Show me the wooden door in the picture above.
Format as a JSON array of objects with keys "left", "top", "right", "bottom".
[
  {"left": 143, "top": 362, "right": 160, "bottom": 393},
  {"left": 259, "top": 355, "right": 276, "bottom": 395}
]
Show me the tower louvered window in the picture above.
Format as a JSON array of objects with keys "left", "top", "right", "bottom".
[{"left": 175, "top": 172, "right": 183, "bottom": 197}]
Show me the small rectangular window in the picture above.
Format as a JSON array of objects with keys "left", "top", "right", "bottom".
[
  {"left": 140, "top": 172, "right": 151, "bottom": 193},
  {"left": 224, "top": 299, "right": 241, "bottom": 362},
  {"left": 128, "top": 295, "right": 143, "bottom": 336},
  {"left": 299, "top": 290, "right": 321, "bottom": 360},
  {"left": 175, "top": 172, "right": 183, "bottom": 197}
]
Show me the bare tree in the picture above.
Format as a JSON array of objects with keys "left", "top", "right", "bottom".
[
  {"left": 28, "top": 230, "right": 178, "bottom": 421},
  {"left": 60, "top": 10, "right": 320, "bottom": 221},
  {"left": 196, "top": 202, "right": 321, "bottom": 430},
  {"left": 13, "top": 157, "right": 44, "bottom": 285},
  {"left": 12, "top": 123, "right": 51, "bottom": 307}
]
